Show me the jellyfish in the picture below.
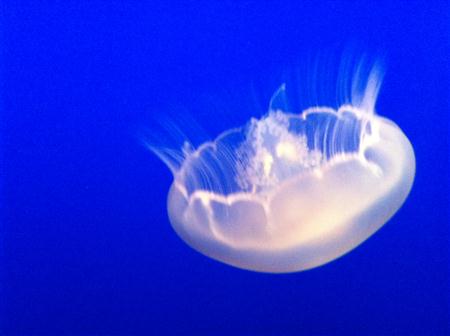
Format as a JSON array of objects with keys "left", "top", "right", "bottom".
[{"left": 148, "top": 61, "right": 415, "bottom": 273}]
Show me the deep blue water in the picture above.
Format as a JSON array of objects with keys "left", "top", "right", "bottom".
[{"left": 1, "top": 1, "right": 449, "bottom": 335}]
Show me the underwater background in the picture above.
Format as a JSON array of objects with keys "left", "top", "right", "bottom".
[{"left": 1, "top": 1, "right": 449, "bottom": 335}]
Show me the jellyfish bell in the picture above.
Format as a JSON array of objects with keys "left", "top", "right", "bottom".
[{"left": 149, "top": 64, "right": 416, "bottom": 273}]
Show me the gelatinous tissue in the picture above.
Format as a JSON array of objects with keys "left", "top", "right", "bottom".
[{"left": 148, "top": 61, "right": 415, "bottom": 273}]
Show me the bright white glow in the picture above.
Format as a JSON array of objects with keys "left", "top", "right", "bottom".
[
  {"left": 276, "top": 142, "right": 298, "bottom": 160},
  {"left": 148, "top": 61, "right": 416, "bottom": 273}
]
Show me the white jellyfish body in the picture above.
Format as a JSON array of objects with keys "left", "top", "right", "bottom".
[{"left": 150, "top": 65, "right": 415, "bottom": 273}]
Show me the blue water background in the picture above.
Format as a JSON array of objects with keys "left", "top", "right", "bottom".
[{"left": 1, "top": 1, "right": 449, "bottom": 335}]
